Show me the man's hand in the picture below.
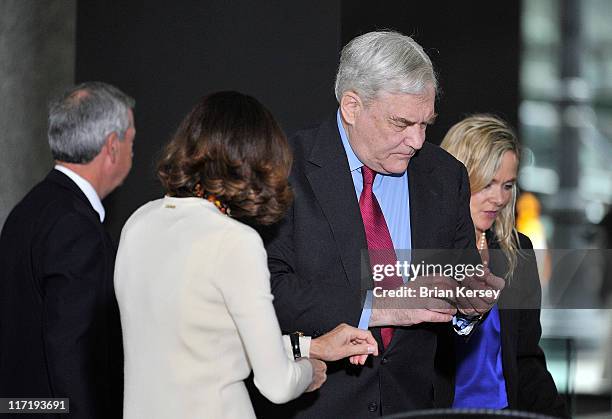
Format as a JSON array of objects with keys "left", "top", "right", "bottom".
[
  {"left": 310, "top": 323, "right": 378, "bottom": 365},
  {"left": 369, "top": 307, "right": 457, "bottom": 327},
  {"left": 305, "top": 359, "right": 327, "bottom": 392},
  {"left": 369, "top": 275, "right": 458, "bottom": 327},
  {"left": 454, "top": 267, "right": 504, "bottom": 316}
]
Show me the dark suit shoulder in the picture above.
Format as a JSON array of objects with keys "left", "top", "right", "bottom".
[
  {"left": 33, "top": 171, "right": 98, "bottom": 219},
  {"left": 287, "top": 118, "right": 334, "bottom": 162},
  {"left": 419, "top": 141, "right": 467, "bottom": 171},
  {"left": 2, "top": 172, "right": 102, "bottom": 245},
  {"left": 411, "top": 142, "right": 471, "bottom": 201},
  {"left": 289, "top": 120, "right": 323, "bottom": 143},
  {"left": 517, "top": 232, "right": 534, "bottom": 250}
]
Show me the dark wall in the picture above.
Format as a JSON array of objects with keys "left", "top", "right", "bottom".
[
  {"left": 341, "top": 0, "right": 521, "bottom": 145},
  {"left": 76, "top": 0, "right": 519, "bottom": 239},
  {"left": 76, "top": 1, "right": 341, "bottom": 239}
]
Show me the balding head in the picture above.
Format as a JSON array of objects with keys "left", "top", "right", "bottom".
[{"left": 48, "top": 81, "right": 135, "bottom": 164}]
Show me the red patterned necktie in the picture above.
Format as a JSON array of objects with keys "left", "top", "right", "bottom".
[{"left": 359, "top": 166, "right": 403, "bottom": 349}]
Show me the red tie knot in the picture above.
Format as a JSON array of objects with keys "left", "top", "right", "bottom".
[{"left": 362, "top": 166, "right": 376, "bottom": 186}]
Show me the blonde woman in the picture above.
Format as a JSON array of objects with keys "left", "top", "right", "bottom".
[{"left": 441, "top": 114, "right": 567, "bottom": 417}]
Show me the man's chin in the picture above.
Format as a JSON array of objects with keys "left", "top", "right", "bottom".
[{"left": 381, "top": 160, "right": 410, "bottom": 175}]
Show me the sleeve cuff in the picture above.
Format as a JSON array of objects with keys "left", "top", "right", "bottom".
[
  {"left": 357, "top": 290, "right": 374, "bottom": 329},
  {"left": 452, "top": 314, "right": 480, "bottom": 336},
  {"left": 282, "top": 335, "right": 312, "bottom": 359}
]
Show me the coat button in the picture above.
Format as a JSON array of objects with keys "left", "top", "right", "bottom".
[
  {"left": 367, "top": 402, "right": 378, "bottom": 412},
  {"left": 381, "top": 356, "right": 388, "bottom": 364}
]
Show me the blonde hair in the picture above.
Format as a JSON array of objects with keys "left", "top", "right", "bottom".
[{"left": 441, "top": 114, "right": 521, "bottom": 280}]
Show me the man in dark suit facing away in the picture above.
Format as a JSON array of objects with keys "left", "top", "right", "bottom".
[
  {"left": 253, "top": 31, "right": 505, "bottom": 418},
  {"left": 0, "top": 82, "right": 135, "bottom": 418}
]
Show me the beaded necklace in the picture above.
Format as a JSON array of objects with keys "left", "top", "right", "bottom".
[
  {"left": 478, "top": 231, "right": 487, "bottom": 250},
  {"left": 477, "top": 230, "right": 489, "bottom": 266},
  {"left": 194, "top": 184, "right": 231, "bottom": 216},
  {"left": 203, "top": 193, "right": 230, "bottom": 216}
]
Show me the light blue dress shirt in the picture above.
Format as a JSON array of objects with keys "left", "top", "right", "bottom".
[{"left": 334, "top": 111, "right": 412, "bottom": 329}]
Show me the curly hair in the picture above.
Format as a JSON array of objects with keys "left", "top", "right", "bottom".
[{"left": 157, "top": 91, "right": 292, "bottom": 225}]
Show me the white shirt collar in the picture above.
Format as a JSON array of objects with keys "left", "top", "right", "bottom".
[{"left": 54, "top": 164, "right": 105, "bottom": 222}]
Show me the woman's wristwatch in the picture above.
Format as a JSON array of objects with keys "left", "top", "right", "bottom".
[{"left": 289, "top": 331, "right": 304, "bottom": 360}]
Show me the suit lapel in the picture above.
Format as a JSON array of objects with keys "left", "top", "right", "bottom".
[
  {"left": 378, "top": 149, "right": 441, "bottom": 352},
  {"left": 489, "top": 238, "right": 518, "bottom": 407},
  {"left": 304, "top": 118, "right": 368, "bottom": 288},
  {"left": 498, "top": 297, "right": 518, "bottom": 407},
  {"left": 408, "top": 147, "right": 441, "bottom": 249}
]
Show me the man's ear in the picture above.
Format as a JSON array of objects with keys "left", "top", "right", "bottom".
[
  {"left": 103, "top": 132, "right": 119, "bottom": 164},
  {"left": 339, "top": 91, "right": 363, "bottom": 126}
]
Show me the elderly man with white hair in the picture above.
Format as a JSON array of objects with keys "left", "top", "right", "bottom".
[{"left": 255, "top": 31, "right": 504, "bottom": 418}]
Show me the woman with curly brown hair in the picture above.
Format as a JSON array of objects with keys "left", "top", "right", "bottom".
[{"left": 114, "top": 91, "right": 376, "bottom": 419}]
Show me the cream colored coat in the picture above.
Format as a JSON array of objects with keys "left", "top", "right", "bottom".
[{"left": 114, "top": 196, "right": 312, "bottom": 419}]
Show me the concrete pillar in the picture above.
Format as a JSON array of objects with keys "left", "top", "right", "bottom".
[{"left": 0, "top": 0, "right": 75, "bottom": 229}]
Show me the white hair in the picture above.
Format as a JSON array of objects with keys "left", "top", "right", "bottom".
[
  {"left": 334, "top": 31, "right": 438, "bottom": 103},
  {"left": 48, "top": 81, "right": 135, "bottom": 164}
]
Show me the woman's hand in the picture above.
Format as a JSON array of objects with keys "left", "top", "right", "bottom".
[
  {"left": 305, "top": 359, "right": 327, "bottom": 392},
  {"left": 309, "top": 323, "right": 378, "bottom": 365}
]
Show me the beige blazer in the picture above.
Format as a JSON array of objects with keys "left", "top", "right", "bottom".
[{"left": 115, "top": 196, "right": 312, "bottom": 419}]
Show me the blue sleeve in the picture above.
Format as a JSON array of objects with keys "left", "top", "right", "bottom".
[{"left": 358, "top": 290, "right": 374, "bottom": 329}]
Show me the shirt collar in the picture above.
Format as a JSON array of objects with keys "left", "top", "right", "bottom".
[
  {"left": 54, "top": 164, "right": 106, "bottom": 222},
  {"left": 337, "top": 109, "right": 363, "bottom": 172}
]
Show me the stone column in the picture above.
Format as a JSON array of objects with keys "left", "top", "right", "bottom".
[{"left": 0, "top": 0, "right": 75, "bottom": 229}]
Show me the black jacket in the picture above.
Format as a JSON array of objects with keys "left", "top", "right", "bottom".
[
  {"left": 0, "top": 169, "right": 123, "bottom": 418},
  {"left": 492, "top": 232, "right": 568, "bottom": 417}
]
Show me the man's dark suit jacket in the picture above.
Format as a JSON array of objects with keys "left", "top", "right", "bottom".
[
  {"left": 251, "top": 116, "right": 477, "bottom": 418},
  {"left": 492, "top": 232, "right": 568, "bottom": 418},
  {"left": 0, "top": 169, "right": 123, "bottom": 418}
]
